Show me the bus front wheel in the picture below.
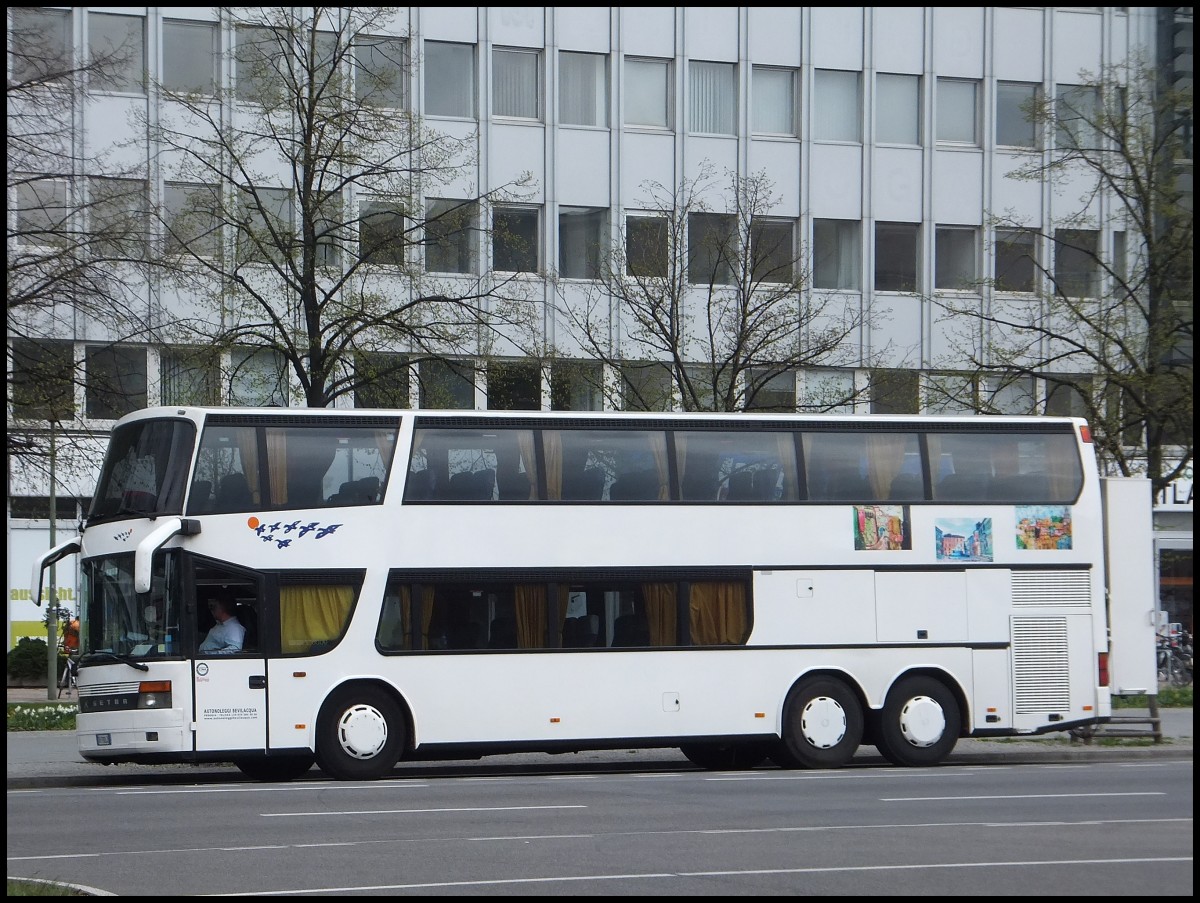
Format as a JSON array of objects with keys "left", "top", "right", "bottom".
[
  {"left": 772, "top": 676, "right": 863, "bottom": 769},
  {"left": 316, "top": 686, "right": 405, "bottom": 780},
  {"left": 874, "top": 676, "right": 961, "bottom": 767}
]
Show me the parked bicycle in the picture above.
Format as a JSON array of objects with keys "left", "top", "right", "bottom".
[
  {"left": 57, "top": 615, "right": 80, "bottom": 699},
  {"left": 1156, "top": 631, "right": 1193, "bottom": 688}
]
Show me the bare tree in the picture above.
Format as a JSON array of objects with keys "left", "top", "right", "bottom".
[
  {"left": 550, "top": 166, "right": 871, "bottom": 412},
  {"left": 148, "top": 6, "right": 534, "bottom": 409},
  {"left": 8, "top": 6, "right": 164, "bottom": 472},
  {"left": 934, "top": 60, "right": 1192, "bottom": 494}
]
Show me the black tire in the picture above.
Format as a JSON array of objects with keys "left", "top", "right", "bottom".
[
  {"left": 680, "top": 742, "right": 769, "bottom": 770},
  {"left": 874, "top": 676, "right": 961, "bottom": 767},
  {"left": 772, "top": 676, "right": 864, "bottom": 769},
  {"left": 315, "top": 685, "right": 405, "bottom": 781},
  {"left": 234, "top": 754, "right": 315, "bottom": 782}
]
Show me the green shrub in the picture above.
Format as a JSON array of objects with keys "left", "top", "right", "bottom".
[{"left": 6, "top": 637, "right": 64, "bottom": 683}]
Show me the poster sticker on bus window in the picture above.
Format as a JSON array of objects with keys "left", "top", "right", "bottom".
[
  {"left": 853, "top": 505, "right": 911, "bottom": 550},
  {"left": 1015, "top": 505, "right": 1072, "bottom": 550},
  {"left": 934, "top": 517, "right": 993, "bottom": 562}
]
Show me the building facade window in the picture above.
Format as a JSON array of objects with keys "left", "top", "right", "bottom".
[
  {"left": 492, "top": 48, "right": 540, "bottom": 119},
  {"left": 622, "top": 362, "right": 673, "bottom": 412},
  {"left": 874, "top": 221, "right": 919, "bottom": 292},
  {"left": 355, "top": 36, "right": 407, "bottom": 109},
  {"left": 1056, "top": 84, "right": 1101, "bottom": 150},
  {"left": 813, "top": 219, "right": 861, "bottom": 290},
  {"left": 689, "top": 60, "right": 735, "bottom": 135},
  {"left": 624, "top": 58, "right": 671, "bottom": 128},
  {"left": 1044, "top": 375, "right": 1093, "bottom": 418},
  {"left": 164, "top": 183, "right": 221, "bottom": 258},
  {"left": 355, "top": 352, "right": 410, "bottom": 408},
  {"left": 746, "top": 370, "right": 797, "bottom": 412},
  {"left": 550, "top": 361, "right": 605, "bottom": 411},
  {"left": 10, "top": 339, "right": 75, "bottom": 421},
  {"left": 89, "top": 177, "right": 149, "bottom": 260},
  {"left": 1054, "top": 228, "right": 1100, "bottom": 297},
  {"left": 876, "top": 73, "right": 920, "bottom": 145},
  {"left": 559, "top": 51, "right": 607, "bottom": 127},
  {"left": 161, "top": 347, "right": 220, "bottom": 406},
  {"left": 419, "top": 359, "right": 475, "bottom": 409},
  {"left": 15, "top": 178, "right": 70, "bottom": 249},
  {"left": 425, "top": 42, "right": 475, "bottom": 117},
  {"left": 625, "top": 215, "right": 668, "bottom": 278},
  {"left": 869, "top": 368, "right": 919, "bottom": 414},
  {"left": 234, "top": 26, "right": 278, "bottom": 103},
  {"left": 487, "top": 361, "right": 541, "bottom": 410},
  {"left": 688, "top": 213, "right": 736, "bottom": 286},
  {"left": 936, "top": 78, "right": 979, "bottom": 144},
  {"left": 493, "top": 206, "right": 540, "bottom": 273},
  {"left": 424, "top": 199, "right": 477, "bottom": 274},
  {"left": 85, "top": 345, "right": 147, "bottom": 420},
  {"left": 229, "top": 347, "right": 288, "bottom": 407},
  {"left": 996, "top": 81, "right": 1040, "bottom": 148},
  {"left": 559, "top": 207, "right": 607, "bottom": 279},
  {"left": 801, "top": 369, "right": 857, "bottom": 413},
  {"left": 924, "top": 372, "right": 977, "bottom": 414},
  {"left": 358, "top": 202, "right": 407, "bottom": 266},
  {"left": 162, "top": 20, "right": 219, "bottom": 95},
  {"left": 236, "top": 187, "right": 292, "bottom": 265},
  {"left": 934, "top": 226, "right": 978, "bottom": 290},
  {"left": 752, "top": 66, "right": 797, "bottom": 136},
  {"left": 89, "top": 12, "right": 146, "bottom": 94},
  {"left": 750, "top": 219, "right": 795, "bottom": 283},
  {"left": 983, "top": 375, "right": 1037, "bottom": 414},
  {"left": 994, "top": 228, "right": 1038, "bottom": 293},
  {"left": 814, "top": 69, "right": 861, "bottom": 142},
  {"left": 10, "top": 8, "right": 71, "bottom": 84}
]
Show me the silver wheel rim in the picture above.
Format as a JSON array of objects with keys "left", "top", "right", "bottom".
[
  {"left": 799, "top": 695, "right": 847, "bottom": 749},
  {"left": 336, "top": 703, "right": 388, "bottom": 760},
  {"left": 898, "top": 695, "right": 946, "bottom": 748}
]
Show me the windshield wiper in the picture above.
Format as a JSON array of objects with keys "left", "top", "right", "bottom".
[{"left": 82, "top": 651, "right": 150, "bottom": 672}]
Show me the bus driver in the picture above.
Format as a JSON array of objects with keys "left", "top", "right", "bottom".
[{"left": 199, "top": 591, "right": 245, "bottom": 655}]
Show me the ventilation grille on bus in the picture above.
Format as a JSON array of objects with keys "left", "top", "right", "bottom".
[
  {"left": 1011, "top": 570, "right": 1092, "bottom": 608},
  {"left": 1012, "top": 617, "right": 1071, "bottom": 713},
  {"left": 77, "top": 681, "right": 143, "bottom": 698}
]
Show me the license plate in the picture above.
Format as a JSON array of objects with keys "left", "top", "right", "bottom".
[{"left": 96, "top": 733, "right": 111, "bottom": 747}]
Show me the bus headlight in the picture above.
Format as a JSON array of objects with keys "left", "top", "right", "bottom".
[{"left": 137, "top": 680, "right": 173, "bottom": 709}]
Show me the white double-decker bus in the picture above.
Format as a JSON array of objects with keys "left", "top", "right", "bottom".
[{"left": 32, "top": 406, "right": 1153, "bottom": 781}]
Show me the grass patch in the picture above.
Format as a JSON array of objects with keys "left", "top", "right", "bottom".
[
  {"left": 1113, "top": 685, "right": 1192, "bottom": 708},
  {"left": 6, "top": 878, "right": 88, "bottom": 897}
]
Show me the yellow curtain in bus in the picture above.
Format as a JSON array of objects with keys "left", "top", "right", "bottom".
[
  {"left": 648, "top": 433, "right": 668, "bottom": 499},
  {"left": 866, "top": 433, "right": 908, "bottom": 498},
  {"left": 689, "top": 582, "right": 747, "bottom": 645},
  {"left": 267, "top": 429, "right": 288, "bottom": 506},
  {"left": 675, "top": 433, "right": 690, "bottom": 488},
  {"left": 517, "top": 431, "right": 537, "bottom": 499},
  {"left": 515, "top": 584, "right": 547, "bottom": 648},
  {"left": 776, "top": 433, "right": 797, "bottom": 500},
  {"left": 641, "top": 582, "right": 676, "bottom": 646},
  {"left": 543, "top": 431, "right": 563, "bottom": 499},
  {"left": 235, "top": 430, "right": 261, "bottom": 503},
  {"left": 280, "top": 584, "right": 354, "bottom": 653}
]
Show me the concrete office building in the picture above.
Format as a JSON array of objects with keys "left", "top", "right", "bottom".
[{"left": 6, "top": 7, "right": 1192, "bottom": 647}]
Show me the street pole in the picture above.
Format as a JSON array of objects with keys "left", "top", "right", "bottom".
[{"left": 46, "top": 426, "right": 58, "bottom": 701}]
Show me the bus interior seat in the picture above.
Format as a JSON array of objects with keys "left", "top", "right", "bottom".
[
  {"left": 405, "top": 469, "right": 434, "bottom": 500},
  {"left": 821, "top": 471, "right": 873, "bottom": 502},
  {"left": 215, "top": 473, "right": 253, "bottom": 511},
  {"left": 726, "top": 471, "right": 755, "bottom": 500},
  {"left": 447, "top": 471, "right": 477, "bottom": 499},
  {"left": 562, "top": 615, "right": 598, "bottom": 648},
  {"left": 936, "top": 472, "right": 989, "bottom": 501},
  {"left": 992, "top": 473, "right": 1049, "bottom": 502},
  {"left": 681, "top": 472, "right": 717, "bottom": 501},
  {"left": 561, "top": 466, "right": 605, "bottom": 500},
  {"left": 357, "top": 476, "right": 380, "bottom": 502},
  {"left": 449, "top": 620, "right": 484, "bottom": 649},
  {"left": 189, "top": 480, "right": 213, "bottom": 512},
  {"left": 752, "top": 466, "right": 781, "bottom": 500},
  {"left": 488, "top": 617, "right": 518, "bottom": 649},
  {"left": 610, "top": 470, "right": 659, "bottom": 501},
  {"left": 235, "top": 603, "right": 258, "bottom": 652},
  {"left": 496, "top": 469, "right": 531, "bottom": 500},
  {"left": 612, "top": 613, "right": 650, "bottom": 647},
  {"left": 888, "top": 472, "right": 924, "bottom": 501},
  {"left": 473, "top": 469, "right": 496, "bottom": 500}
]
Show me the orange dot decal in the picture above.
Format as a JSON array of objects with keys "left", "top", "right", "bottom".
[{"left": 247, "top": 516, "right": 260, "bottom": 529}]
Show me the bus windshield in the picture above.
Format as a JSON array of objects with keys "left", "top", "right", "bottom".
[
  {"left": 81, "top": 553, "right": 181, "bottom": 660},
  {"left": 89, "top": 418, "right": 196, "bottom": 523}
]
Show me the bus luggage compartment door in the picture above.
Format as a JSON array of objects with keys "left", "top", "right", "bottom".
[{"left": 192, "top": 658, "right": 268, "bottom": 752}]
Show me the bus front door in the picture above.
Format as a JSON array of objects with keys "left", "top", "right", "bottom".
[{"left": 192, "top": 658, "right": 268, "bottom": 753}]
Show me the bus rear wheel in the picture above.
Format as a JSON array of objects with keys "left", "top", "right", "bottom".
[
  {"left": 680, "top": 742, "right": 769, "bottom": 770},
  {"left": 234, "top": 754, "right": 315, "bottom": 782},
  {"left": 316, "top": 686, "right": 405, "bottom": 781},
  {"left": 772, "top": 676, "right": 863, "bottom": 769},
  {"left": 874, "top": 676, "right": 961, "bottom": 767}
]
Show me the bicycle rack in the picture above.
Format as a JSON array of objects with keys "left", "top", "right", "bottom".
[{"left": 1071, "top": 695, "right": 1163, "bottom": 744}]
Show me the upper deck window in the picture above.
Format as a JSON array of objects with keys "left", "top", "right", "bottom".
[
  {"left": 190, "top": 418, "right": 398, "bottom": 514},
  {"left": 90, "top": 419, "right": 196, "bottom": 521}
]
